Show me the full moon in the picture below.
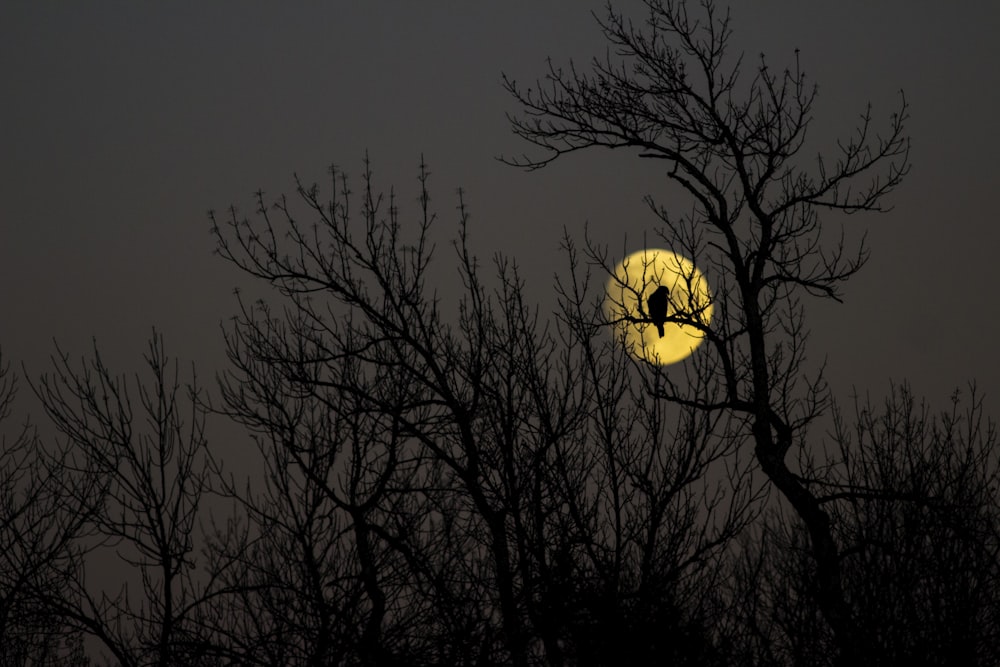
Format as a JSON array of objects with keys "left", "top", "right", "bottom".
[{"left": 604, "top": 248, "right": 713, "bottom": 365}]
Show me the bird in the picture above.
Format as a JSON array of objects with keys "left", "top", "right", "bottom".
[{"left": 646, "top": 285, "right": 670, "bottom": 338}]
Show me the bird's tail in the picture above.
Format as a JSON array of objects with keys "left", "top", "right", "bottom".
[{"left": 656, "top": 324, "right": 665, "bottom": 338}]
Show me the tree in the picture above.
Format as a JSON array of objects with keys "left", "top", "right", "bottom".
[
  {"left": 727, "top": 386, "right": 1000, "bottom": 666},
  {"left": 209, "top": 157, "right": 759, "bottom": 665},
  {"left": 825, "top": 386, "right": 1000, "bottom": 664},
  {"left": 503, "top": 0, "right": 909, "bottom": 662},
  {"left": 0, "top": 351, "right": 91, "bottom": 665},
  {"left": 29, "top": 333, "right": 220, "bottom": 666}
]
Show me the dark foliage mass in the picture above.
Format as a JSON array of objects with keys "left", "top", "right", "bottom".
[{"left": 1, "top": 1, "right": 997, "bottom": 665}]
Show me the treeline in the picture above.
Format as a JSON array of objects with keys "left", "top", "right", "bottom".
[{"left": 1, "top": 165, "right": 998, "bottom": 666}]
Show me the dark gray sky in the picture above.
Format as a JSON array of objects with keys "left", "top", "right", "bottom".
[{"left": 2, "top": 1, "right": 998, "bottom": 416}]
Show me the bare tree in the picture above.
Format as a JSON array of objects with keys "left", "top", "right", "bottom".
[
  {"left": 727, "top": 386, "right": 1000, "bottom": 666},
  {"left": 503, "top": 1, "right": 909, "bottom": 662},
  {"left": 0, "top": 351, "right": 91, "bottom": 665},
  {"left": 825, "top": 385, "right": 1000, "bottom": 664},
  {"left": 30, "top": 333, "right": 219, "bottom": 667},
  {"left": 209, "top": 157, "right": 759, "bottom": 665}
]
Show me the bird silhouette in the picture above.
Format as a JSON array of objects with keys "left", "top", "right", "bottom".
[{"left": 646, "top": 286, "right": 670, "bottom": 338}]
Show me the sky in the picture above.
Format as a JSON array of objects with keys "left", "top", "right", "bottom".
[{"left": 2, "top": 1, "right": 999, "bottom": 428}]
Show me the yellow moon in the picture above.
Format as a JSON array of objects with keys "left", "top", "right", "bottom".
[{"left": 604, "top": 248, "right": 713, "bottom": 365}]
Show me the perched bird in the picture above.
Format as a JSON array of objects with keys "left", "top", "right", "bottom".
[{"left": 646, "top": 286, "right": 670, "bottom": 338}]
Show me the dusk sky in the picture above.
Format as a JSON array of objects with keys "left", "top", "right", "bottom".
[{"left": 3, "top": 1, "right": 998, "bottom": 423}]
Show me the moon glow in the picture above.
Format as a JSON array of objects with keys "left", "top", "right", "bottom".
[{"left": 604, "top": 249, "right": 713, "bottom": 365}]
